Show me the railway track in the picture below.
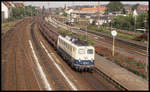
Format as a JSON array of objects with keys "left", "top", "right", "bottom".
[
  {"left": 2, "top": 17, "right": 42, "bottom": 90},
  {"left": 53, "top": 15, "right": 147, "bottom": 50},
  {"left": 31, "top": 18, "right": 73, "bottom": 90},
  {"left": 2, "top": 19, "right": 27, "bottom": 90},
  {"left": 50, "top": 16, "right": 147, "bottom": 51},
  {"left": 80, "top": 28, "right": 147, "bottom": 50},
  {"left": 47, "top": 16, "right": 147, "bottom": 58},
  {"left": 38, "top": 16, "right": 128, "bottom": 90},
  {"left": 85, "top": 31, "right": 147, "bottom": 56}
]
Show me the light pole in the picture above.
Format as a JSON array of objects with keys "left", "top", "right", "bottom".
[
  {"left": 86, "top": 24, "right": 88, "bottom": 41},
  {"left": 145, "top": 19, "right": 149, "bottom": 81},
  {"left": 31, "top": 5, "right": 32, "bottom": 16},
  {"left": 134, "top": 15, "right": 136, "bottom": 32},
  {"left": 111, "top": 30, "right": 117, "bottom": 56},
  {"left": 133, "top": 9, "right": 137, "bottom": 32}
]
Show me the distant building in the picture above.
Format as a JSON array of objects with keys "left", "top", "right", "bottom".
[
  {"left": 80, "top": 4, "right": 106, "bottom": 15},
  {"left": 35, "top": 6, "right": 41, "bottom": 11},
  {"left": 81, "top": 7, "right": 106, "bottom": 14},
  {"left": 92, "top": 15, "right": 110, "bottom": 25},
  {"left": 137, "top": 5, "right": 149, "bottom": 11},
  {"left": 1, "top": 1, "right": 15, "bottom": 20},
  {"left": 66, "top": 4, "right": 106, "bottom": 19},
  {"left": 136, "top": 5, "right": 149, "bottom": 14},
  {"left": 1, "top": 1, "right": 25, "bottom": 21}
]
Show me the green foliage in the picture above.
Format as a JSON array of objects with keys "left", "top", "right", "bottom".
[
  {"left": 117, "top": 32, "right": 136, "bottom": 40},
  {"left": 11, "top": 5, "right": 40, "bottom": 20},
  {"left": 87, "top": 25, "right": 136, "bottom": 40},
  {"left": 87, "top": 25, "right": 99, "bottom": 31},
  {"left": 132, "top": 4, "right": 139, "bottom": 11},
  {"left": 136, "top": 11, "right": 148, "bottom": 29},
  {"left": 62, "top": 12, "right": 67, "bottom": 16},
  {"left": 42, "top": 6, "right": 45, "bottom": 14},
  {"left": 56, "top": 8, "right": 59, "bottom": 15},
  {"left": 105, "top": 1, "right": 124, "bottom": 14},
  {"left": 110, "top": 12, "right": 149, "bottom": 32},
  {"left": 58, "top": 29, "right": 73, "bottom": 35},
  {"left": 12, "top": 7, "right": 23, "bottom": 18},
  {"left": 122, "top": 8, "right": 126, "bottom": 14},
  {"left": 3, "top": 17, "right": 16, "bottom": 23},
  {"left": 111, "top": 15, "right": 132, "bottom": 30},
  {"left": 77, "top": 35, "right": 94, "bottom": 45}
]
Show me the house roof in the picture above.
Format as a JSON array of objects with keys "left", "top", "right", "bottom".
[
  {"left": 124, "top": 6, "right": 132, "bottom": 11},
  {"left": 3, "top": 1, "right": 24, "bottom": 8},
  {"left": 137, "top": 5, "right": 149, "bottom": 11},
  {"left": 81, "top": 7, "right": 106, "bottom": 12},
  {"left": 13, "top": 2, "right": 24, "bottom": 7},
  {"left": 35, "top": 6, "right": 41, "bottom": 10},
  {"left": 3, "top": 1, "right": 13, "bottom": 8}
]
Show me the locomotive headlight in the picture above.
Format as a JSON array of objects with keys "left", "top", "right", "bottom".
[
  {"left": 79, "top": 58, "right": 81, "bottom": 62},
  {"left": 91, "top": 58, "right": 93, "bottom": 62}
]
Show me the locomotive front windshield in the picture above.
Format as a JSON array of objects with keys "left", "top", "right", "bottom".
[
  {"left": 78, "top": 48, "right": 94, "bottom": 54},
  {"left": 78, "top": 49, "right": 85, "bottom": 54},
  {"left": 87, "top": 49, "right": 93, "bottom": 54}
]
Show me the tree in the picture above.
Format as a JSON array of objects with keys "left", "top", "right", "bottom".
[
  {"left": 42, "top": 6, "right": 45, "bottom": 14},
  {"left": 105, "top": 1, "right": 124, "bottom": 14},
  {"left": 56, "top": 8, "right": 59, "bottom": 15},
  {"left": 111, "top": 15, "right": 134, "bottom": 30},
  {"left": 132, "top": 4, "right": 139, "bottom": 11},
  {"left": 62, "top": 12, "right": 67, "bottom": 16},
  {"left": 12, "top": 5, "right": 39, "bottom": 19},
  {"left": 25, "top": 6, "right": 33, "bottom": 16},
  {"left": 109, "top": 11, "right": 148, "bottom": 32},
  {"left": 122, "top": 8, "right": 126, "bottom": 14},
  {"left": 136, "top": 11, "right": 148, "bottom": 29},
  {"left": 12, "top": 7, "right": 25, "bottom": 18}
]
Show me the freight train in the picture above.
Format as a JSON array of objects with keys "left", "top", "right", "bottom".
[{"left": 39, "top": 17, "right": 95, "bottom": 72}]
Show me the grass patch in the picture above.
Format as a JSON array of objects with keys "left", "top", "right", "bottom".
[
  {"left": 87, "top": 25, "right": 137, "bottom": 40},
  {"left": 87, "top": 25, "right": 99, "bottom": 31},
  {"left": 2, "top": 23, "right": 12, "bottom": 30},
  {"left": 117, "top": 32, "right": 136, "bottom": 40},
  {"left": 74, "top": 24, "right": 87, "bottom": 29},
  {"left": 2, "top": 18, "right": 23, "bottom": 35},
  {"left": 58, "top": 28, "right": 74, "bottom": 35},
  {"left": 2, "top": 22, "right": 14, "bottom": 34}
]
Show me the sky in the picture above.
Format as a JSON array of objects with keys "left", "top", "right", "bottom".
[{"left": 22, "top": 1, "right": 149, "bottom": 8}]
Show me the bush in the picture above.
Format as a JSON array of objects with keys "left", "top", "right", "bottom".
[
  {"left": 135, "top": 33, "right": 147, "bottom": 41},
  {"left": 95, "top": 44, "right": 147, "bottom": 79},
  {"left": 3, "top": 17, "right": 16, "bottom": 23}
]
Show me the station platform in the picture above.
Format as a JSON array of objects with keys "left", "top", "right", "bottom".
[{"left": 95, "top": 54, "right": 149, "bottom": 90}]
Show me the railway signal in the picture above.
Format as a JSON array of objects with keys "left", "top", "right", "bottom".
[{"left": 111, "top": 30, "right": 117, "bottom": 56}]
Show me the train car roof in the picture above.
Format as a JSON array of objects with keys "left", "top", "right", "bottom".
[{"left": 60, "top": 34, "right": 89, "bottom": 46}]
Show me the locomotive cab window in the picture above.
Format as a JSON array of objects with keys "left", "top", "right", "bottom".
[
  {"left": 78, "top": 49, "right": 85, "bottom": 54},
  {"left": 87, "top": 49, "right": 93, "bottom": 54}
]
